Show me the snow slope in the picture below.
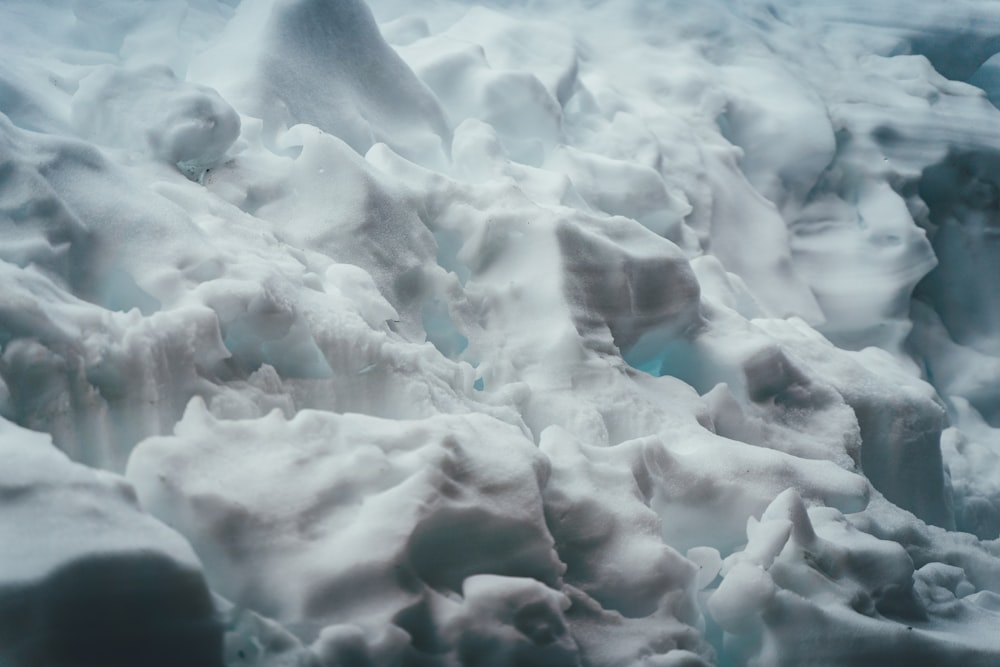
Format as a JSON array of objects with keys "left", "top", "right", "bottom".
[{"left": 4, "top": 0, "right": 1000, "bottom": 665}]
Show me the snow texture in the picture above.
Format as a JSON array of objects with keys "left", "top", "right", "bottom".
[{"left": 4, "top": 0, "right": 1000, "bottom": 665}]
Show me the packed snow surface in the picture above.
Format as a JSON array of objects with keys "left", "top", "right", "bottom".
[{"left": 4, "top": 0, "right": 1000, "bottom": 665}]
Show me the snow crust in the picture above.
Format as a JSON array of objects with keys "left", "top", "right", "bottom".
[{"left": 4, "top": 0, "right": 1000, "bottom": 665}]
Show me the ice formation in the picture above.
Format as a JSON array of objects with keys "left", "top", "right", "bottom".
[{"left": 4, "top": 0, "right": 1000, "bottom": 665}]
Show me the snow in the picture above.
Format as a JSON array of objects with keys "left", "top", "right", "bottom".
[
  {"left": 4, "top": 0, "right": 1000, "bottom": 665},
  {"left": 0, "top": 419, "right": 222, "bottom": 667}
]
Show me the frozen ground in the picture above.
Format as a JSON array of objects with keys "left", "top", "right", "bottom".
[{"left": 3, "top": 0, "right": 1000, "bottom": 665}]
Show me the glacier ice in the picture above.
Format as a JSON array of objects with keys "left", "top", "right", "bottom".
[{"left": 5, "top": 0, "right": 1000, "bottom": 665}]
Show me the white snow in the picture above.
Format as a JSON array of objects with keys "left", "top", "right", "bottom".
[{"left": 4, "top": 0, "right": 1000, "bottom": 665}]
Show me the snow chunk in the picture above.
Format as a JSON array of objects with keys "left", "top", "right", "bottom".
[
  {"left": 0, "top": 417, "right": 220, "bottom": 667},
  {"left": 72, "top": 65, "right": 240, "bottom": 178},
  {"left": 127, "top": 402, "right": 560, "bottom": 630},
  {"left": 445, "top": 575, "right": 580, "bottom": 667}
]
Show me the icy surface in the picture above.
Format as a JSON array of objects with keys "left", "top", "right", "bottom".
[{"left": 4, "top": 0, "right": 1000, "bottom": 665}]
